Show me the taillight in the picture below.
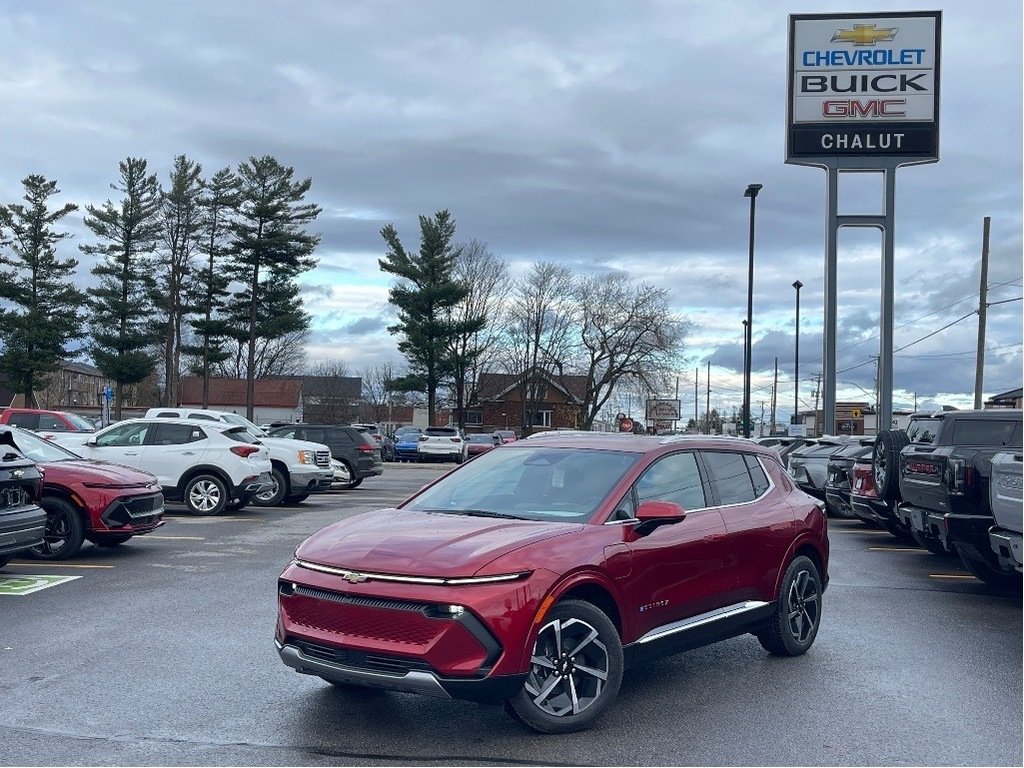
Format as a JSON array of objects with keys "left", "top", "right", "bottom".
[
  {"left": 945, "top": 458, "right": 967, "bottom": 495},
  {"left": 419, "top": 435, "right": 428, "bottom": 442},
  {"left": 230, "top": 445, "right": 260, "bottom": 458},
  {"left": 449, "top": 438, "right": 461, "bottom": 443},
  {"left": 357, "top": 444, "right": 374, "bottom": 454}
]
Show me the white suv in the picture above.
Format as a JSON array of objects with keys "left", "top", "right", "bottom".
[
  {"left": 417, "top": 426, "right": 467, "bottom": 463},
  {"left": 145, "top": 408, "right": 334, "bottom": 506},
  {"left": 50, "top": 418, "right": 273, "bottom": 516}
]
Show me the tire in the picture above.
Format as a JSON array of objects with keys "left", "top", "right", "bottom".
[
  {"left": 756, "top": 555, "right": 823, "bottom": 656},
  {"left": 454, "top": 453, "right": 465, "bottom": 464},
  {"left": 93, "top": 534, "right": 132, "bottom": 548},
  {"left": 346, "top": 477, "right": 363, "bottom": 490},
  {"left": 873, "top": 430, "right": 909, "bottom": 502},
  {"left": 29, "top": 498, "right": 84, "bottom": 560},
  {"left": 505, "top": 599, "right": 623, "bottom": 734},
  {"left": 956, "top": 546, "right": 1023, "bottom": 593},
  {"left": 183, "top": 474, "right": 228, "bottom": 516},
  {"left": 252, "top": 466, "right": 288, "bottom": 507},
  {"left": 284, "top": 493, "right": 310, "bottom": 504}
]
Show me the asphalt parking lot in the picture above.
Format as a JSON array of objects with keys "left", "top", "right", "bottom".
[{"left": 1, "top": 463, "right": 1020, "bottom": 766}]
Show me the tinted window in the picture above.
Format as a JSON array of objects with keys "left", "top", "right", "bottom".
[
  {"left": 222, "top": 427, "right": 259, "bottom": 444},
  {"left": 155, "top": 411, "right": 181, "bottom": 418},
  {"left": 7, "top": 413, "right": 38, "bottom": 429},
  {"left": 269, "top": 427, "right": 297, "bottom": 439},
  {"left": 744, "top": 454, "right": 770, "bottom": 496},
  {"left": 187, "top": 413, "right": 220, "bottom": 422},
  {"left": 64, "top": 413, "right": 95, "bottom": 431},
  {"left": 426, "top": 427, "right": 459, "bottom": 437},
  {"left": 38, "top": 414, "right": 67, "bottom": 431},
  {"left": 951, "top": 419, "right": 1020, "bottom": 447},
  {"left": 635, "top": 452, "right": 706, "bottom": 510},
  {"left": 151, "top": 423, "right": 206, "bottom": 445},
  {"left": 702, "top": 451, "right": 756, "bottom": 505},
  {"left": 298, "top": 427, "right": 326, "bottom": 443},
  {"left": 908, "top": 420, "right": 939, "bottom": 444},
  {"left": 96, "top": 422, "right": 150, "bottom": 447}
]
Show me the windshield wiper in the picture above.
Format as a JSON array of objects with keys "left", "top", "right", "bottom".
[{"left": 424, "top": 508, "right": 525, "bottom": 520}]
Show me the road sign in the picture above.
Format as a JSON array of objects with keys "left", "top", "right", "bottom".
[
  {"left": 619, "top": 418, "right": 634, "bottom": 433},
  {"left": 645, "top": 399, "right": 681, "bottom": 421}
]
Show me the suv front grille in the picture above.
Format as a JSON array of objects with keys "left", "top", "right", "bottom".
[
  {"left": 315, "top": 450, "right": 331, "bottom": 468},
  {"left": 290, "top": 638, "right": 434, "bottom": 676}
]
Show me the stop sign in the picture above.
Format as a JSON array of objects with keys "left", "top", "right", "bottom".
[{"left": 619, "top": 418, "right": 634, "bottom": 433}]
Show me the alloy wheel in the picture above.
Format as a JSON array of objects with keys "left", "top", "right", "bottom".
[
  {"left": 873, "top": 441, "right": 887, "bottom": 488},
  {"left": 189, "top": 479, "right": 223, "bottom": 513},
  {"left": 254, "top": 476, "right": 279, "bottom": 503},
  {"left": 525, "top": 617, "right": 610, "bottom": 717},
  {"left": 38, "top": 509, "right": 72, "bottom": 556},
  {"left": 786, "top": 568, "right": 820, "bottom": 644}
]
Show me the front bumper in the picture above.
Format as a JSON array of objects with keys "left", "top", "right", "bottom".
[
  {"left": 0, "top": 504, "right": 46, "bottom": 557},
  {"left": 989, "top": 527, "right": 1023, "bottom": 573},
  {"left": 99, "top": 491, "right": 164, "bottom": 533},
  {"left": 276, "top": 639, "right": 526, "bottom": 703},
  {"left": 288, "top": 467, "right": 335, "bottom": 494}
]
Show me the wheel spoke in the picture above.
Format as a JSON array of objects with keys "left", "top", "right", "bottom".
[
  {"left": 531, "top": 673, "right": 562, "bottom": 706},
  {"left": 568, "top": 674, "right": 581, "bottom": 714},
  {"left": 566, "top": 627, "right": 600, "bottom": 658},
  {"left": 572, "top": 663, "right": 608, "bottom": 681},
  {"left": 530, "top": 655, "right": 556, "bottom": 670}
]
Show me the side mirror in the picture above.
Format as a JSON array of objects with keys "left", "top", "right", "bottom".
[
  {"left": 84, "top": 439, "right": 97, "bottom": 447},
  {"left": 634, "top": 499, "right": 686, "bottom": 535}
]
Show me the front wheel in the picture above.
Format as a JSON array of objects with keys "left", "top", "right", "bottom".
[
  {"left": 284, "top": 493, "right": 310, "bottom": 504},
  {"left": 253, "top": 467, "right": 288, "bottom": 507},
  {"left": 756, "top": 555, "right": 823, "bottom": 656},
  {"left": 505, "top": 599, "right": 623, "bottom": 734},
  {"left": 29, "top": 498, "right": 84, "bottom": 560},
  {"left": 183, "top": 474, "right": 228, "bottom": 516}
]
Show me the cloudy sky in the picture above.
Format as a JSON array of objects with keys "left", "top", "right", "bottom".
[{"left": 1, "top": 0, "right": 1020, "bottom": 422}]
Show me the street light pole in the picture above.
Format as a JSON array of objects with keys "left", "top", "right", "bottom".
[
  {"left": 742, "top": 183, "right": 762, "bottom": 439},
  {"left": 792, "top": 279, "right": 803, "bottom": 426}
]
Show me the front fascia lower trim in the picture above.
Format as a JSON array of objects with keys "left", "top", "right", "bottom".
[
  {"left": 636, "top": 601, "right": 769, "bottom": 645},
  {"left": 293, "top": 558, "right": 530, "bottom": 586}
]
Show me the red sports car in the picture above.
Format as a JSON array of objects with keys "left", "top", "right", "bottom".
[
  {"left": 276, "top": 434, "right": 829, "bottom": 733},
  {"left": 2, "top": 426, "right": 164, "bottom": 560}
]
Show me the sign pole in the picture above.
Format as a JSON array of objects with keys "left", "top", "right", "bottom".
[
  {"left": 879, "top": 167, "right": 897, "bottom": 431},
  {"left": 823, "top": 167, "right": 839, "bottom": 436}
]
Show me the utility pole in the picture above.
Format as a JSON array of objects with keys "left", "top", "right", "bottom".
[
  {"left": 770, "top": 356, "right": 778, "bottom": 436},
  {"left": 694, "top": 367, "right": 699, "bottom": 431},
  {"left": 759, "top": 400, "right": 765, "bottom": 437},
  {"left": 813, "top": 372, "right": 822, "bottom": 436},
  {"left": 974, "top": 216, "right": 991, "bottom": 410},
  {"left": 705, "top": 360, "right": 711, "bottom": 435}
]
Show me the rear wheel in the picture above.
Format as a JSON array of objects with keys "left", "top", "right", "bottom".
[
  {"left": 956, "top": 546, "right": 1022, "bottom": 593},
  {"left": 253, "top": 467, "right": 287, "bottom": 507},
  {"left": 873, "top": 430, "right": 909, "bottom": 502},
  {"left": 284, "top": 493, "right": 310, "bottom": 504},
  {"left": 756, "top": 555, "right": 822, "bottom": 656},
  {"left": 29, "top": 498, "right": 84, "bottom": 560},
  {"left": 183, "top": 474, "right": 228, "bottom": 516},
  {"left": 505, "top": 599, "right": 623, "bottom": 734}
]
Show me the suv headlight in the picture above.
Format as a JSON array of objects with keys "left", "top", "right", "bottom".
[{"left": 297, "top": 450, "right": 315, "bottom": 464}]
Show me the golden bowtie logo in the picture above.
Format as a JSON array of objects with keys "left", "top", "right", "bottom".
[{"left": 831, "top": 24, "right": 898, "bottom": 46}]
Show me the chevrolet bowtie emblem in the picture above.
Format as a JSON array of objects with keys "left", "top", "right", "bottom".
[
  {"left": 342, "top": 571, "right": 369, "bottom": 584},
  {"left": 831, "top": 24, "right": 898, "bottom": 46},
  {"left": 11, "top": 469, "right": 23, "bottom": 479}
]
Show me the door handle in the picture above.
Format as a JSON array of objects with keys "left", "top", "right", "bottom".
[
  {"left": 123, "top": 451, "right": 138, "bottom": 455},
  {"left": 182, "top": 451, "right": 196, "bottom": 455}
]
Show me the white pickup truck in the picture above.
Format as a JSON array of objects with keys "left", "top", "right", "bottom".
[
  {"left": 989, "top": 451, "right": 1023, "bottom": 574},
  {"left": 145, "top": 408, "right": 333, "bottom": 506}
]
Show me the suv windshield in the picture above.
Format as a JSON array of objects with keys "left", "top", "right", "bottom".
[
  {"left": 64, "top": 413, "right": 96, "bottom": 432},
  {"left": 404, "top": 446, "right": 639, "bottom": 522}
]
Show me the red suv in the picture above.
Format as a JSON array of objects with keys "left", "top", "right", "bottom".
[
  {"left": 276, "top": 434, "right": 829, "bottom": 733},
  {"left": 0, "top": 408, "right": 96, "bottom": 438},
  {"left": 1, "top": 426, "right": 164, "bottom": 560}
]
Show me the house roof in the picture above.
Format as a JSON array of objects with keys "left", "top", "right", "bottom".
[
  {"left": 987, "top": 387, "right": 1023, "bottom": 402},
  {"left": 179, "top": 377, "right": 302, "bottom": 408},
  {"left": 476, "top": 370, "right": 587, "bottom": 403}
]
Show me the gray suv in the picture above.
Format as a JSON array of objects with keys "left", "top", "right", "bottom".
[{"left": 267, "top": 425, "right": 383, "bottom": 490}]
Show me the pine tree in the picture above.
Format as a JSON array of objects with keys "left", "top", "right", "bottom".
[
  {"left": 379, "top": 210, "right": 482, "bottom": 427},
  {"left": 184, "top": 166, "right": 238, "bottom": 407},
  {"left": 226, "top": 155, "right": 320, "bottom": 418},
  {"left": 158, "top": 155, "right": 204, "bottom": 407},
  {"left": 0, "top": 175, "right": 85, "bottom": 405},
  {"left": 81, "top": 157, "right": 163, "bottom": 419}
]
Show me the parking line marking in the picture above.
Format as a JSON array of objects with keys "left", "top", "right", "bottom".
[
  {"left": 146, "top": 535, "right": 205, "bottom": 541},
  {"left": 7, "top": 562, "right": 114, "bottom": 569},
  {"left": 929, "top": 573, "right": 978, "bottom": 580},
  {"left": 869, "top": 547, "right": 928, "bottom": 553}
]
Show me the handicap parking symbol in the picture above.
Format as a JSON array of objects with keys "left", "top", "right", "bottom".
[{"left": 0, "top": 574, "right": 81, "bottom": 596}]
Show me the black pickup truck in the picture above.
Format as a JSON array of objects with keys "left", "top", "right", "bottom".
[
  {"left": 0, "top": 433, "right": 46, "bottom": 568},
  {"left": 896, "top": 409, "right": 1023, "bottom": 590}
]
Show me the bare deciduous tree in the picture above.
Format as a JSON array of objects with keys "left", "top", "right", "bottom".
[
  {"left": 504, "top": 261, "right": 576, "bottom": 434},
  {"left": 571, "top": 273, "right": 688, "bottom": 429},
  {"left": 214, "top": 329, "right": 309, "bottom": 379},
  {"left": 448, "top": 239, "right": 510, "bottom": 426},
  {"left": 360, "top": 362, "right": 401, "bottom": 423}
]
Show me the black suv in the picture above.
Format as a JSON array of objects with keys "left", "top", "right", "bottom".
[
  {"left": 267, "top": 424, "right": 383, "bottom": 490},
  {"left": 897, "top": 409, "right": 1023, "bottom": 589},
  {"left": 0, "top": 432, "right": 46, "bottom": 569}
]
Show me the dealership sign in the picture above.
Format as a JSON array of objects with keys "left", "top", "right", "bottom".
[
  {"left": 787, "top": 11, "right": 941, "bottom": 164},
  {"left": 645, "top": 399, "right": 681, "bottom": 421}
]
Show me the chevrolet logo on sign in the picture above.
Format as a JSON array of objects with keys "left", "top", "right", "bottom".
[{"left": 831, "top": 24, "right": 897, "bottom": 46}]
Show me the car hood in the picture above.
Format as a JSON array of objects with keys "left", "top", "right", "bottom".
[
  {"left": 295, "top": 507, "right": 581, "bottom": 577},
  {"left": 42, "top": 459, "right": 156, "bottom": 486},
  {"left": 258, "top": 436, "right": 330, "bottom": 454}
]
